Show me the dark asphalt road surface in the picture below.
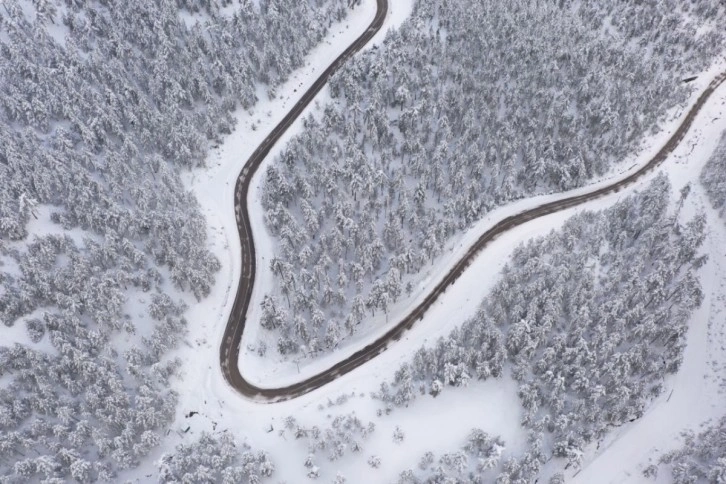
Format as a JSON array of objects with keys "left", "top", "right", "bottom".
[{"left": 219, "top": 5, "right": 726, "bottom": 402}]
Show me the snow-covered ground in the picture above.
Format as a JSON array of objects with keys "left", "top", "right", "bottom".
[
  {"left": 160, "top": 0, "right": 726, "bottom": 481},
  {"left": 236, "top": 60, "right": 726, "bottom": 388},
  {"left": 3, "top": 0, "right": 722, "bottom": 481},
  {"left": 0, "top": 205, "right": 90, "bottom": 351},
  {"left": 567, "top": 76, "right": 726, "bottom": 484},
  {"left": 131, "top": 0, "right": 529, "bottom": 477}
]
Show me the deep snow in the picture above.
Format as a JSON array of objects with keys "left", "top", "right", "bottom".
[
  {"left": 141, "top": 0, "right": 726, "bottom": 480},
  {"left": 238, "top": 61, "right": 726, "bottom": 389},
  {"left": 3, "top": 0, "right": 724, "bottom": 481},
  {"left": 567, "top": 72, "right": 726, "bottom": 484}
]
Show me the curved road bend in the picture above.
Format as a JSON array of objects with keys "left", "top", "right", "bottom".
[
  {"left": 220, "top": 0, "right": 388, "bottom": 399},
  {"left": 220, "top": 6, "right": 726, "bottom": 400}
]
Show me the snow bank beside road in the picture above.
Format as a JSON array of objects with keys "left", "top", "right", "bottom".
[
  {"left": 167, "top": 0, "right": 726, "bottom": 480},
  {"left": 238, "top": 62, "right": 726, "bottom": 389},
  {"left": 568, "top": 70, "right": 726, "bottom": 484}
]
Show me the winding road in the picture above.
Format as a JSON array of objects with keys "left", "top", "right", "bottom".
[{"left": 219, "top": 0, "right": 726, "bottom": 402}]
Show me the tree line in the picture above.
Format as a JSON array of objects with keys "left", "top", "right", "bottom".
[
  {"left": 257, "top": 0, "right": 726, "bottom": 356},
  {"left": 379, "top": 176, "right": 707, "bottom": 482},
  {"left": 0, "top": 0, "right": 353, "bottom": 480}
]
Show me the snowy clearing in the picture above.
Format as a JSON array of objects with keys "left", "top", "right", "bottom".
[
  {"left": 160, "top": 3, "right": 726, "bottom": 483},
  {"left": 568, "top": 74, "right": 726, "bottom": 484}
]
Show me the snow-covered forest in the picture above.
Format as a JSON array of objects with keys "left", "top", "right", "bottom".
[
  {"left": 2, "top": 0, "right": 726, "bottom": 480},
  {"left": 258, "top": 0, "right": 726, "bottom": 355},
  {"left": 376, "top": 176, "right": 707, "bottom": 482},
  {"left": 643, "top": 131, "right": 726, "bottom": 484},
  {"left": 654, "top": 415, "right": 726, "bottom": 483},
  {"left": 157, "top": 432, "right": 275, "bottom": 483},
  {"left": 0, "top": 0, "right": 353, "bottom": 480},
  {"left": 701, "top": 131, "right": 726, "bottom": 223}
]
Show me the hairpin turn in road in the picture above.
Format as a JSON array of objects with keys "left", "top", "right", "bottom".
[{"left": 219, "top": 0, "right": 726, "bottom": 402}]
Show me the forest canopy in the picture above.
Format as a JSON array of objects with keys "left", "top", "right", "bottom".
[
  {"left": 380, "top": 175, "right": 707, "bottom": 482},
  {"left": 258, "top": 0, "right": 726, "bottom": 356},
  {"left": 0, "top": 0, "right": 351, "bottom": 480}
]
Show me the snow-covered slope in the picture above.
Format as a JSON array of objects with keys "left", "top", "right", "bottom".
[
  {"left": 233, "top": 62, "right": 725, "bottom": 389},
  {"left": 569, "top": 81, "right": 726, "bottom": 484},
  {"left": 137, "top": 0, "right": 726, "bottom": 480},
  {"left": 166, "top": 18, "right": 726, "bottom": 482}
]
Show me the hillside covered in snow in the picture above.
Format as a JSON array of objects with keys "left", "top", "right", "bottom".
[
  {"left": 256, "top": 0, "right": 726, "bottom": 357},
  {"left": 1, "top": 0, "right": 726, "bottom": 482},
  {"left": 0, "top": 0, "right": 354, "bottom": 480}
]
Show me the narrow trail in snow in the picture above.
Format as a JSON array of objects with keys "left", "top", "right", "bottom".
[{"left": 219, "top": 5, "right": 726, "bottom": 400}]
